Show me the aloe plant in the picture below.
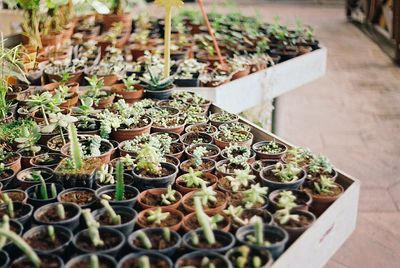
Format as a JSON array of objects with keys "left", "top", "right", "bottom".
[
  {"left": 115, "top": 160, "right": 124, "bottom": 201},
  {"left": 34, "top": 178, "right": 57, "bottom": 200},
  {"left": 82, "top": 209, "right": 104, "bottom": 247},
  {"left": 140, "top": 66, "right": 175, "bottom": 91},
  {"left": 100, "top": 199, "right": 121, "bottom": 225}
]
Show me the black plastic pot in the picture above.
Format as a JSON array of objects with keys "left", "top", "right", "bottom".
[
  {"left": 144, "top": 86, "right": 174, "bottom": 100},
  {"left": 225, "top": 246, "right": 273, "bottom": 268},
  {"left": 0, "top": 202, "right": 33, "bottom": 227},
  {"left": 268, "top": 189, "right": 312, "bottom": 212},
  {"left": 94, "top": 185, "right": 139, "bottom": 207},
  {"left": 128, "top": 227, "right": 182, "bottom": 257},
  {"left": 231, "top": 208, "right": 274, "bottom": 231},
  {"left": 94, "top": 173, "right": 134, "bottom": 189},
  {"left": 26, "top": 183, "right": 64, "bottom": 209},
  {"left": 22, "top": 225, "right": 73, "bottom": 258},
  {"left": 57, "top": 187, "right": 98, "bottom": 209},
  {"left": 91, "top": 206, "right": 137, "bottom": 236},
  {"left": 175, "top": 78, "right": 200, "bottom": 87},
  {"left": 175, "top": 251, "right": 232, "bottom": 268},
  {"left": 2, "top": 219, "right": 23, "bottom": 260},
  {"left": 15, "top": 166, "right": 54, "bottom": 190},
  {"left": 182, "top": 229, "right": 235, "bottom": 254},
  {"left": 180, "top": 131, "right": 214, "bottom": 146},
  {"left": 65, "top": 253, "right": 117, "bottom": 268},
  {"left": 33, "top": 202, "right": 82, "bottom": 232},
  {"left": 276, "top": 209, "right": 316, "bottom": 245},
  {"left": 73, "top": 227, "right": 125, "bottom": 256},
  {"left": 132, "top": 162, "right": 178, "bottom": 191},
  {"left": 0, "top": 169, "right": 15, "bottom": 189},
  {"left": 260, "top": 165, "right": 307, "bottom": 192},
  {"left": 11, "top": 253, "right": 64, "bottom": 268},
  {"left": 235, "top": 224, "right": 289, "bottom": 259},
  {"left": 118, "top": 252, "right": 173, "bottom": 268},
  {"left": 252, "top": 141, "right": 288, "bottom": 160},
  {"left": 250, "top": 159, "right": 280, "bottom": 179},
  {"left": 0, "top": 250, "right": 9, "bottom": 268},
  {"left": 55, "top": 168, "right": 96, "bottom": 189}
]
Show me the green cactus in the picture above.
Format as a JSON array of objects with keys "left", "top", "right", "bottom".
[
  {"left": 0, "top": 215, "right": 10, "bottom": 249},
  {"left": 82, "top": 209, "right": 104, "bottom": 247},
  {"left": 138, "top": 256, "right": 150, "bottom": 268},
  {"left": 48, "top": 225, "right": 56, "bottom": 242},
  {"left": 136, "top": 230, "right": 152, "bottom": 249},
  {"left": 194, "top": 196, "right": 215, "bottom": 245},
  {"left": 57, "top": 204, "right": 65, "bottom": 220},
  {"left": 100, "top": 199, "right": 121, "bottom": 225},
  {"left": 90, "top": 255, "right": 99, "bottom": 268},
  {"left": 162, "top": 227, "right": 171, "bottom": 242},
  {"left": 68, "top": 124, "right": 83, "bottom": 170},
  {"left": 2, "top": 193, "right": 14, "bottom": 218},
  {"left": 115, "top": 160, "right": 124, "bottom": 201}
]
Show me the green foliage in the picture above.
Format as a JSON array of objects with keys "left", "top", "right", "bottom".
[
  {"left": 313, "top": 175, "right": 337, "bottom": 195},
  {"left": 182, "top": 168, "right": 206, "bottom": 188},
  {"left": 100, "top": 199, "right": 121, "bottom": 225},
  {"left": 274, "top": 208, "right": 299, "bottom": 225},
  {"left": 114, "top": 160, "right": 125, "bottom": 201},
  {"left": 242, "top": 183, "right": 268, "bottom": 209},
  {"left": 15, "top": 125, "right": 41, "bottom": 155},
  {"left": 192, "top": 146, "right": 207, "bottom": 168},
  {"left": 285, "top": 146, "right": 314, "bottom": 166},
  {"left": 138, "top": 256, "right": 150, "bottom": 268},
  {"left": 272, "top": 163, "right": 302, "bottom": 183},
  {"left": 122, "top": 74, "right": 140, "bottom": 91},
  {"left": 68, "top": 124, "right": 83, "bottom": 171},
  {"left": 308, "top": 155, "right": 333, "bottom": 176},
  {"left": 96, "top": 164, "right": 115, "bottom": 185},
  {"left": 135, "top": 144, "right": 162, "bottom": 176},
  {"left": 225, "top": 168, "right": 255, "bottom": 192},
  {"left": 0, "top": 119, "right": 36, "bottom": 146},
  {"left": 161, "top": 185, "right": 177, "bottom": 205},
  {"left": 258, "top": 140, "right": 283, "bottom": 154},
  {"left": 195, "top": 184, "right": 217, "bottom": 207},
  {"left": 47, "top": 225, "right": 55, "bottom": 242},
  {"left": 140, "top": 67, "right": 174, "bottom": 91},
  {"left": 136, "top": 230, "right": 152, "bottom": 249},
  {"left": 2, "top": 193, "right": 14, "bottom": 219},
  {"left": 0, "top": 215, "right": 10, "bottom": 249},
  {"left": 90, "top": 255, "right": 99, "bottom": 268},
  {"left": 82, "top": 209, "right": 104, "bottom": 247},
  {"left": 57, "top": 204, "right": 65, "bottom": 220},
  {"left": 194, "top": 197, "right": 215, "bottom": 245},
  {"left": 146, "top": 207, "right": 169, "bottom": 225},
  {"left": 277, "top": 190, "right": 297, "bottom": 210}
]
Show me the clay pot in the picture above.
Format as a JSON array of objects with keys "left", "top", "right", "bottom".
[
  {"left": 151, "top": 121, "right": 186, "bottom": 135},
  {"left": 97, "top": 74, "right": 120, "bottom": 86},
  {"left": 103, "top": 13, "right": 132, "bottom": 31},
  {"left": 136, "top": 207, "right": 184, "bottom": 232},
  {"left": 181, "top": 190, "right": 227, "bottom": 214},
  {"left": 93, "top": 94, "right": 115, "bottom": 109},
  {"left": 182, "top": 211, "right": 231, "bottom": 233},
  {"left": 60, "top": 92, "right": 79, "bottom": 108},
  {"left": 137, "top": 188, "right": 183, "bottom": 210},
  {"left": 110, "top": 116, "right": 152, "bottom": 142},
  {"left": 252, "top": 140, "right": 288, "bottom": 160},
  {"left": 231, "top": 66, "right": 251, "bottom": 80},
  {"left": 111, "top": 83, "right": 144, "bottom": 103},
  {"left": 4, "top": 153, "right": 21, "bottom": 174},
  {"left": 304, "top": 183, "right": 344, "bottom": 216},
  {"left": 175, "top": 172, "right": 218, "bottom": 195},
  {"left": 214, "top": 131, "right": 254, "bottom": 149},
  {"left": 185, "top": 143, "right": 221, "bottom": 161},
  {"left": 60, "top": 137, "right": 114, "bottom": 164},
  {"left": 41, "top": 33, "right": 62, "bottom": 47}
]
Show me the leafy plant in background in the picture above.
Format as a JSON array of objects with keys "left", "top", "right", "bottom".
[
  {"left": 140, "top": 67, "right": 175, "bottom": 91},
  {"left": 15, "top": 125, "right": 41, "bottom": 156}
]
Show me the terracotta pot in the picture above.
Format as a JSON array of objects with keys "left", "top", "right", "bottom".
[
  {"left": 214, "top": 131, "right": 254, "bottom": 149},
  {"left": 110, "top": 116, "right": 152, "bottom": 142},
  {"left": 93, "top": 95, "right": 115, "bottom": 109},
  {"left": 181, "top": 190, "right": 227, "bottom": 214},
  {"left": 231, "top": 66, "right": 251, "bottom": 80},
  {"left": 304, "top": 183, "right": 344, "bottom": 216},
  {"left": 130, "top": 44, "right": 147, "bottom": 61},
  {"left": 4, "top": 153, "right": 22, "bottom": 174},
  {"left": 46, "top": 71, "right": 83, "bottom": 84},
  {"left": 42, "top": 82, "right": 60, "bottom": 92},
  {"left": 175, "top": 172, "right": 218, "bottom": 195},
  {"left": 111, "top": 83, "right": 144, "bottom": 103},
  {"left": 136, "top": 207, "right": 183, "bottom": 232},
  {"left": 41, "top": 33, "right": 62, "bottom": 47},
  {"left": 61, "top": 138, "right": 114, "bottom": 164},
  {"left": 97, "top": 74, "right": 120, "bottom": 86},
  {"left": 60, "top": 92, "right": 79, "bottom": 108},
  {"left": 151, "top": 122, "right": 186, "bottom": 135},
  {"left": 268, "top": 189, "right": 312, "bottom": 212},
  {"left": 182, "top": 211, "right": 231, "bottom": 233},
  {"left": 185, "top": 143, "right": 221, "bottom": 161},
  {"left": 137, "top": 188, "right": 183, "bottom": 210},
  {"left": 179, "top": 158, "right": 216, "bottom": 174},
  {"left": 103, "top": 13, "right": 132, "bottom": 31}
]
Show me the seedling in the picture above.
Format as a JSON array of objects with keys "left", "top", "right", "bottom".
[
  {"left": 82, "top": 209, "right": 104, "bottom": 247},
  {"left": 161, "top": 185, "right": 177, "bottom": 205},
  {"left": 195, "top": 184, "right": 217, "bottom": 207},
  {"left": 34, "top": 178, "right": 57, "bottom": 200},
  {"left": 182, "top": 168, "right": 207, "bottom": 188},
  {"left": 223, "top": 205, "right": 249, "bottom": 226},
  {"left": 192, "top": 146, "right": 207, "bottom": 168},
  {"left": 122, "top": 74, "right": 140, "bottom": 91},
  {"left": 115, "top": 160, "right": 125, "bottom": 201},
  {"left": 57, "top": 204, "right": 65, "bottom": 220},
  {"left": 100, "top": 199, "right": 121, "bottom": 225},
  {"left": 15, "top": 126, "right": 41, "bottom": 156},
  {"left": 146, "top": 207, "right": 170, "bottom": 225},
  {"left": 313, "top": 175, "right": 338, "bottom": 195},
  {"left": 246, "top": 217, "right": 270, "bottom": 247},
  {"left": 242, "top": 184, "right": 268, "bottom": 209},
  {"left": 194, "top": 196, "right": 215, "bottom": 245},
  {"left": 135, "top": 144, "right": 163, "bottom": 176},
  {"left": 200, "top": 256, "right": 216, "bottom": 268},
  {"left": 308, "top": 155, "right": 333, "bottom": 177},
  {"left": 225, "top": 168, "right": 255, "bottom": 192},
  {"left": 274, "top": 208, "right": 299, "bottom": 225},
  {"left": 90, "top": 255, "right": 99, "bottom": 268},
  {"left": 136, "top": 230, "right": 152, "bottom": 249},
  {"left": 235, "top": 245, "right": 262, "bottom": 268},
  {"left": 277, "top": 190, "right": 297, "bottom": 210},
  {"left": 2, "top": 193, "right": 14, "bottom": 218},
  {"left": 67, "top": 124, "right": 83, "bottom": 171},
  {"left": 285, "top": 146, "right": 313, "bottom": 166},
  {"left": 97, "top": 164, "right": 115, "bottom": 185},
  {"left": 272, "top": 163, "right": 302, "bottom": 183},
  {"left": 48, "top": 225, "right": 56, "bottom": 242}
]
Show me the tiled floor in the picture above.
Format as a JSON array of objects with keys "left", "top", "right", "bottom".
[{"left": 205, "top": 1, "right": 400, "bottom": 267}]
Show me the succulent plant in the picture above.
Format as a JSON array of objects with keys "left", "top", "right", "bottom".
[
  {"left": 146, "top": 207, "right": 170, "bottom": 225},
  {"left": 140, "top": 67, "right": 174, "bottom": 91},
  {"left": 272, "top": 163, "right": 302, "bottom": 183},
  {"left": 313, "top": 175, "right": 338, "bottom": 195},
  {"left": 182, "top": 168, "right": 207, "bottom": 188}
]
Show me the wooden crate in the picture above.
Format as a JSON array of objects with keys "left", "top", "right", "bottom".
[{"left": 211, "top": 105, "right": 361, "bottom": 267}]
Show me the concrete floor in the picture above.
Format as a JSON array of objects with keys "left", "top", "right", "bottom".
[{"left": 206, "top": 1, "right": 400, "bottom": 267}]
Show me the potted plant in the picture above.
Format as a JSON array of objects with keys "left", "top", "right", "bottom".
[
  {"left": 71, "top": 98, "right": 100, "bottom": 135},
  {"left": 111, "top": 74, "right": 144, "bottom": 103},
  {"left": 252, "top": 140, "right": 288, "bottom": 160},
  {"left": 302, "top": 175, "right": 344, "bottom": 216},
  {"left": 176, "top": 168, "right": 218, "bottom": 195},
  {"left": 151, "top": 116, "right": 186, "bottom": 135},
  {"left": 73, "top": 209, "right": 125, "bottom": 256},
  {"left": 216, "top": 154, "right": 251, "bottom": 177},
  {"left": 230, "top": 183, "right": 269, "bottom": 209},
  {"left": 251, "top": 159, "right": 280, "bottom": 179},
  {"left": 225, "top": 245, "right": 273, "bottom": 268},
  {"left": 306, "top": 154, "right": 337, "bottom": 181},
  {"left": 15, "top": 125, "right": 46, "bottom": 169},
  {"left": 25, "top": 180, "right": 62, "bottom": 209},
  {"left": 0, "top": 164, "right": 15, "bottom": 189},
  {"left": 65, "top": 254, "right": 117, "bottom": 268},
  {"left": 182, "top": 184, "right": 227, "bottom": 214},
  {"left": 214, "top": 129, "right": 253, "bottom": 149},
  {"left": 103, "top": 0, "right": 132, "bottom": 31},
  {"left": 131, "top": 144, "right": 178, "bottom": 190},
  {"left": 82, "top": 76, "right": 115, "bottom": 109},
  {"left": 218, "top": 168, "right": 256, "bottom": 193},
  {"left": 180, "top": 146, "right": 216, "bottom": 173},
  {"left": 0, "top": 193, "right": 33, "bottom": 226},
  {"left": 180, "top": 131, "right": 213, "bottom": 146},
  {"left": 176, "top": 251, "right": 230, "bottom": 268},
  {"left": 185, "top": 123, "right": 218, "bottom": 136},
  {"left": 91, "top": 199, "right": 137, "bottom": 236},
  {"left": 0, "top": 149, "right": 21, "bottom": 174},
  {"left": 209, "top": 111, "right": 239, "bottom": 127},
  {"left": 140, "top": 67, "right": 176, "bottom": 100},
  {"left": 22, "top": 225, "right": 72, "bottom": 257},
  {"left": 58, "top": 187, "right": 97, "bottom": 209},
  {"left": 221, "top": 144, "right": 256, "bottom": 163},
  {"left": 260, "top": 163, "right": 306, "bottom": 192},
  {"left": 136, "top": 207, "right": 184, "bottom": 232},
  {"left": 54, "top": 124, "right": 103, "bottom": 188},
  {"left": 228, "top": 55, "right": 251, "bottom": 80},
  {"left": 16, "top": 167, "right": 53, "bottom": 190},
  {"left": 33, "top": 202, "right": 81, "bottom": 231},
  {"left": 235, "top": 217, "right": 288, "bottom": 259},
  {"left": 223, "top": 205, "right": 273, "bottom": 231},
  {"left": 185, "top": 143, "right": 221, "bottom": 160},
  {"left": 182, "top": 197, "right": 235, "bottom": 253},
  {"left": 118, "top": 252, "right": 172, "bottom": 268},
  {"left": 95, "top": 163, "right": 134, "bottom": 188},
  {"left": 138, "top": 185, "right": 183, "bottom": 210},
  {"left": 128, "top": 227, "right": 181, "bottom": 257},
  {"left": 182, "top": 209, "right": 231, "bottom": 233},
  {"left": 268, "top": 189, "right": 312, "bottom": 212},
  {"left": 95, "top": 161, "right": 140, "bottom": 207}
]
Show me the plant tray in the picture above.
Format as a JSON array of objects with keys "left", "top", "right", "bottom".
[
  {"left": 185, "top": 47, "right": 327, "bottom": 114},
  {"left": 210, "top": 104, "right": 360, "bottom": 267}
]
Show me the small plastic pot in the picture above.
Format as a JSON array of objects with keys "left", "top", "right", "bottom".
[
  {"left": 0, "top": 202, "right": 33, "bottom": 227},
  {"left": 136, "top": 207, "right": 184, "bottom": 232},
  {"left": 26, "top": 183, "right": 64, "bottom": 209},
  {"left": 180, "top": 132, "right": 213, "bottom": 147},
  {"left": 91, "top": 206, "right": 137, "bottom": 236},
  {"left": 16, "top": 167, "right": 54, "bottom": 190},
  {"left": 260, "top": 165, "right": 307, "bottom": 192},
  {"left": 118, "top": 252, "right": 173, "bottom": 268},
  {"left": 65, "top": 253, "right": 116, "bottom": 268},
  {"left": 57, "top": 187, "right": 98, "bottom": 209},
  {"left": 235, "top": 224, "right": 289, "bottom": 259},
  {"left": 23, "top": 225, "right": 73, "bottom": 258},
  {"left": 0, "top": 250, "right": 9, "bottom": 268},
  {"left": 230, "top": 208, "right": 274, "bottom": 232},
  {"left": 268, "top": 189, "right": 312, "bottom": 212},
  {"left": 11, "top": 253, "right": 64, "bottom": 268},
  {"left": 175, "top": 172, "right": 218, "bottom": 195},
  {"left": 33, "top": 202, "right": 82, "bottom": 231},
  {"left": 132, "top": 162, "right": 178, "bottom": 191},
  {"left": 252, "top": 140, "right": 288, "bottom": 160},
  {"left": 182, "top": 229, "right": 235, "bottom": 254},
  {"left": 251, "top": 159, "right": 280, "bottom": 181},
  {"left": 225, "top": 246, "right": 273, "bottom": 268},
  {"left": 185, "top": 143, "right": 221, "bottom": 160},
  {"left": 29, "top": 153, "right": 64, "bottom": 169},
  {"left": 0, "top": 169, "right": 15, "bottom": 189},
  {"left": 137, "top": 188, "right": 182, "bottom": 210},
  {"left": 128, "top": 227, "right": 182, "bottom": 257},
  {"left": 94, "top": 185, "right": 140, "bottom": 207},
  {"left": 176, "top": 251, "right": 232, "bottom": 268},
  {"left": 0, "top": 189, "right": 27, "bottom": 203},
  {"left": 181, "top": 190, "right": 227, "bottom": 214},
  {"left": 1, "top": 220, "right": 23, "bottom": 259},
  {"left": 144, "top": 85, "right": 175, "bottom": 100},
  {"left": 73, "top": 227, "right": 125, "bottom": 256}
]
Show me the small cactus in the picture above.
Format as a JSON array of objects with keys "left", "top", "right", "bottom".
[
  {"left": 114, "top": 160, "right": 124, "bottom": 201},
  {"left": 57, "top": 204, "right": 65, "bottom": 220},
  {"left": 82, "top": 209, "right": 104, "bottom": 247},
  {"left": 48, "top": 226, "right": 56, "bottom": 242},
  {"left": 90, "top": 255, "right": 99, "bottom": 268},
  {"left": 194, "top": 196, "right": 215, "bottom": 245},
  {"left": 100, "top": 199, "right": 121, "bottom": 225},
  {"left": 136, "top": 230, "right": 152, "bottom": 249},
  {"left": 68, "top": 124, "right": 83, "bottom": 170},
  {"left": 2, "top": 193, "right": 14, "bottom": 218},
  {"left": 138, "top": 256, "right": 150, "bottom": 268}
]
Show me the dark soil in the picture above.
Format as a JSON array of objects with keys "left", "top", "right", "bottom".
[
  {"left": 25, "top": 229, "right": 69, "bottom": 250},
  {"left": 281, "top": 214, "right": 313, "bottom": 228},
  {"left": 60, "top": 191, "right": 95, "bottom": 206},
  {"left": 98, "top": 212, "right": 133, "bottom": 226},
  {"left": 181, "top": 159, "right": 214, "bottom": 172},
  {"left": 32, "top": 154, "right": 63, "bottom": 166},
  {"left": 141, "top": 191, "right": 180, "bottom": 206},
  {"left": 121, "top": 258, "right": 170, "bottom": 268},
  {"left": 3, "top": 153, "right": 19, "bottom": 165},
  {"left": 38, "top": 206, "right": 77, "bottom": 223},
  {"left": 178, "top": 257, "right": 228, "bottom": 268},
  {"left": 76, "top": 230, "right": 121, "bottom": 251},
  {"left": 170, "top": 143, "right": 184, "bottom": 154},
  {"left": 188, "top": 124, "right": 216, "bottom": 135},
  {"left": 48, "top": 136, "right": 68, "bottom": 151},
  {"left": 133, "top": 233, "right": 178, "bottom": 250},
  {"left": 19, "top": 148, "right": 46, "bottom": 157},
  {"left": 219, "top": 176, "right": 251, "bottom": 192},
  {"left": 273, "top": 191, "right": 309, "bottom": 207},
  {"left": 120, "top": 117, "right": 149, "bottom": 129},
  {"left": 231, "top": 192, "right": 264, "bottom": 208},
  {"left": 188, "top": 233, "right": 228, "bottom": 249},
  {"left": 0, "top": 203, "right": 30, "bottom": 219},
  {"left": 0, "top": 169, "right": 13, "bottom": 180},
  {"left": 1, "top": 191, "right": 26, "bottom": 202},
  {"left": 102, "top": 190, "right": 137, "bottom": 201},
  {"left": 304, "top": 183, "right": 342, "bottom": 197},
  {"left": 240, "top": 209, "right": 270, "bottom": 224},
  {"left": 182, "top": 133, "right": 212, "bottom": 145},
  {"left": 185, "top": 214, "right": 228, "bottom": 230},
  {"left": 70, "top": 260, "right": 113, "bottom": 268},
  {"left": 137, "top": 167, "right": 174, "bottom": 178},
  {"left": 187, "top": 146, "right": 219, "bottom": 158},
  {"left": 11, "top": 255, "right": 61, "bottom": 268},
  {"left": 139, "top": 213, "right": 180, "bottom": 228},
  {"left": 185, "top": 191, "right": 225, "bottom": 209},
  {"left": 21, "top": 169, "right": 52, "bottom": 181}
]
